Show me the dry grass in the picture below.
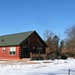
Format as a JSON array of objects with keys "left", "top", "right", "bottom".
[
  {"left": 25, "top": 61, "right": 40, "bottom": 64},
  {"left": 0, "top": 60, "right": 40, "bottom": 65}
]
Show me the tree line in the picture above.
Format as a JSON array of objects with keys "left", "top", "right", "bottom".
[{"left": 43, "top": 25, "right": 75, "bottom": 58}]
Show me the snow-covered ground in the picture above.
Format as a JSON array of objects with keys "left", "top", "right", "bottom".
[{"left": 0, "top": 58, "right": 75, "bottom": 75}]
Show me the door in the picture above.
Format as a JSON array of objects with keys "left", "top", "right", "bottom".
[{"left": 22, "top": 47, "right": 30, "bottom": 58}]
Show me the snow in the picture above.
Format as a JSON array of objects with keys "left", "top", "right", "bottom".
[{"left": 0, "top": 58, "right": 75, "bottom": 75}]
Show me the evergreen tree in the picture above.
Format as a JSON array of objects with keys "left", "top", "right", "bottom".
[
  {"left": 59, "top": 40, "right": 64, "bottom": 55},
  {"left": 52, "top": 35, "right": 59, "bottom": 56}
]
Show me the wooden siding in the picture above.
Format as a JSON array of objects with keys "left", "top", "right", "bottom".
[
  {"left": 0, "top": 46, "right": 20, "bottom": 60},
  {"left": 0, "top": 32, "right": 47, "bottom": 60},
  {"left": 29, "top": 32, "right": 46, "bottom": 53}
]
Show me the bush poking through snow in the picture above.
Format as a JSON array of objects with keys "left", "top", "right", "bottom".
[{"left": 61, "top": 54, "right": 68, "bottom": 59}]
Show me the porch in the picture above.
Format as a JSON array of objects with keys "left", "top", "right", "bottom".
[
  {"left": 30, "top": 53, "right": 46, "bottom": 60},
  {"left": 21, "top": 46, "right": 46, "bottom": 60}
]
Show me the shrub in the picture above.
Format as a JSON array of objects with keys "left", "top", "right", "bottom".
[{"left": 61, "top": 54, "right": 68, "bottom": 59}]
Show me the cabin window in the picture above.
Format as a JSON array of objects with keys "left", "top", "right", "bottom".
[
  {"left": 9, "top": 47, "right": 16, "bottom": 55},
  {"left": 37, "top": 47, "right": 43, "bottom": 54},
  {"left": 2, "top": 47, "right": 5, "bottom": 53}
]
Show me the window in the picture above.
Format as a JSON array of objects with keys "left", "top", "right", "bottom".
[
  {"left": 2, "top": 47, "right": 5, "bottom": 53},
  {"left": 37, "top": 47, "right": 43, "bottom": 54},
  {"left": 9, "top": 47, "right": 16, "bottom": 55}
]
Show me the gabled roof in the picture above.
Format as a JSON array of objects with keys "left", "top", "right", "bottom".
[{"left": 0, "top": 31, "right": 34, "bottom": 46}]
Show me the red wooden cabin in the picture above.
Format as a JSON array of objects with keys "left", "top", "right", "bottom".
[{"left": 0, "top": 31, "right": 47, "bottom": 60}]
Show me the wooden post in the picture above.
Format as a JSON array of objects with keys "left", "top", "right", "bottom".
[
  {"left": 30, "top": 52, "right": 32, "bottom": 60},
  {"left": 68, "top": 69, "right": 70, "bottom": 75}
]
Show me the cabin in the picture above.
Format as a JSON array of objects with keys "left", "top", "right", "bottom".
[{"left": 0, "top": 31, "right": 47, "bottom": 60}]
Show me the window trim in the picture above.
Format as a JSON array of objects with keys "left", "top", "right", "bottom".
[
  {"left": 37, "top": 47, "right": 43, "bottom": 54},
  {"left": 2, "top": 47, "right": 6, "bottom": 53},
  {"left": 9, "top": 47, "right": 16, "bottom": 56}
]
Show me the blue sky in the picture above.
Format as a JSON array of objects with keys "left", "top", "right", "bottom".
[{"left": 0, "top": 0, "right": 75, "bottom": 40}]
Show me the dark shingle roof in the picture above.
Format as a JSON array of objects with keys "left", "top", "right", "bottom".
[{"left": 0, "top": 31, "right": 34, "bottom": 46}]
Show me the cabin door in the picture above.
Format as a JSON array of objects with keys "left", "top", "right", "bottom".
[{"left": 22, "top": 47, "right": 30, "bottom": 58}]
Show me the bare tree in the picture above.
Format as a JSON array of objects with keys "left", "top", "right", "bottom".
[
  {"left": 65, "top": 25, "right": 75, "bottom": 40},
  {"left": 43, "top": 30, "right": 54, "bottom": 41},
  {"left": 44, "top": 30, "right": 60, "bottom": 56},
  {"left": 65, "top": 25, "right": 75, "bottom": 57},
  {"left": 43, "top": 30, "right": 54, "bottom": 47}
]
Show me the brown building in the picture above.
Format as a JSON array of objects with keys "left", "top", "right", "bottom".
[{"left": 0, "top": 31, "right": 47, "bottom": 60}]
